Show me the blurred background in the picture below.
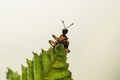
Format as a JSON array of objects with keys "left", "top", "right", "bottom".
[{"left": 0, "top": 0, "right": 120, "bottom": 80}]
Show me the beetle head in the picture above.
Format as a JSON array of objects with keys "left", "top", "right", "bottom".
[
  {"left": 62, "top": 29, "right": 68, "bottom": 35},
  {"left": 62, "top": 20, "right": 73, "bottom": 35}
]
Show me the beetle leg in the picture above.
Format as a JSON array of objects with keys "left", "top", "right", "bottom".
[
  {"left": 49, "top": 40, "right": 56, "bottom": 47},
  {"left": 52, "top": 35, "right": 59, "bottom": 41},
  {"left": 64, "top": 48, "right": 70, "bottom": 53},
  {"left": 66, "top": 40, "right": 69, "bottom": 47}
]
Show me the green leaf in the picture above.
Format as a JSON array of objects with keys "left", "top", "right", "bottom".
[
  {"left": 21, "top": 65, "right": 27, "bottom": 80},
  {"left": 27, "top": 59, "right": 33, "bottom": 80},
  {"left": 33, "top": 52, "right": 44, "bottom": 80},
  {"left": 46, "top": 69, "right": 71, "bottom": 80},
  {"left": 6, "top": 68, "right": 20, "bottom": 80},
  {"left": 41, "top": 49, "right": 51, "bottom": 76},
  {"left": 6, "top": 44, "right": 73, "bottom": 80},
  {"left": 47, "top": 47, "right": 54, "bottom": 60}
]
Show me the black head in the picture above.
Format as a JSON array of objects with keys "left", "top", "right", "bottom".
[
  {"left": 62, "top": 20, "right": 73, "bottom": 35},
  {"left": 62, "top": 29, "right": 68, "bottom": 35}
]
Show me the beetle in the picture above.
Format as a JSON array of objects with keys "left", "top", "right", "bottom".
[{"left": 49, "top": 20, "right": 73, "bottom": 53}]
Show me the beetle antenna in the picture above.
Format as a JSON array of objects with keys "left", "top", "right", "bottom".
[
  {"left": 66, "top": 23, "right": 74, "bottom": 29},
  {"left": 62, "top": 20, "right": 67, "bottom": 29}
]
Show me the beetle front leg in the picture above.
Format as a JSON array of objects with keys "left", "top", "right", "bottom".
[{"left": 52, "top": 35, "right": 59, "bottom": 41}]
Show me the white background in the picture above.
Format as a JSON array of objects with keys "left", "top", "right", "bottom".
[{"left": 0, "top": 0, "right": 120, "bottom": 80}]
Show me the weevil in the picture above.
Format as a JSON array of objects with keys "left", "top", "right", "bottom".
[{"left": 49, "top": 21, "right": 73, "bottom": 53}]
